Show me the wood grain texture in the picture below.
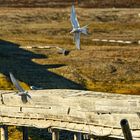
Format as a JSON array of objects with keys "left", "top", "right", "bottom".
[{"left": 0, "top": 89, "right": 140, "bottom": 139}]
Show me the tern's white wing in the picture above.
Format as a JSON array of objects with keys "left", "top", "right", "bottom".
[
  {"left": 74, "top": 32, "right": 80, "bottom": 50},
  {"left": 70, "top": 5, "right": 80, "bottom": 29},
  {"left": 9, "top": 72, "right": 25, "bottom": 93}
]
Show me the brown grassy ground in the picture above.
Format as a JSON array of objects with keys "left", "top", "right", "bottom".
[
  {"left": 0, "top": 0, "right": 139, "bottom": 8},
  {"left": 0, "top": 7, "right": 140, "bottom": 140},
  {"left": 0, "top": 7, "right": 140, "bottom": 94}
]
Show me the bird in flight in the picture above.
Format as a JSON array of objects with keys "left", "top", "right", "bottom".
[
  {"left": 9, "top": 72, "right": 31, "bottom": 103},
  {"left": 70, "top": 5, "right": 88, "bottom": 50}
]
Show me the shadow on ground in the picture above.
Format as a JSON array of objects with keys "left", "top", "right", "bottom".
[{"left": 0, "top": 39, "right": 84, "bottom": 89}]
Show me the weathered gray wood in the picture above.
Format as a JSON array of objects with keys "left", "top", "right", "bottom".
[
  {"left": 0, "top": 125, "right": 8, "bottom": 140},
  {"left": 0, "top": 89, "right": 140, "bottom": 139},
  {"left": 52, "top": 129, "right": 59, "bottom": 140},
  {"left": 22, "top": 126, "right": 28, "bottom": 140}
]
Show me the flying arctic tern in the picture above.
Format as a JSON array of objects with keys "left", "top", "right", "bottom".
[
  {"left": 70, "top": 5, "right": 88, "bottom": 50},
  {"left": 9, "top": 72, "right": 31, "bottom": 103}
]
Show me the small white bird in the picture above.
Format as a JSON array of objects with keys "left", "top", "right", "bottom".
[
  {"left": 9, "top": 72, "right": 31, "bottom": 103},
  {"left": 70, "top": 5, "right": 88, "bottom": 50}
]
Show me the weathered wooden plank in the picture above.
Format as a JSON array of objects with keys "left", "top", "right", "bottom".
[
  {"left": 1, "top": 90, "right": 140, "bottom": 114},
  {"left": 1, "top": 105, "right": 140, "bottom": 129},
  {"left": 0, "top": 116, "right": 140, "bottom": 139},
  {"left": 0, "top": 89, "right": 140, "bottom": 139},
  {"left": 1, "top": 90, "right": 140, "bottom": 105},
  {"left": 3, "top": 90, "right": 140, "bottom": 112}
]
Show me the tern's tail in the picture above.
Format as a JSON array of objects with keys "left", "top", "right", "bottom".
[{"left": 81, "top": 25, "right": 88, "bottom": 35}]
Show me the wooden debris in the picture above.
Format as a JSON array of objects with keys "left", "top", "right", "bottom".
[
  {"left": 120, "top": 119, "right": 133, "bottom": 140},
  {"left": 0, "top": 89, "right": 140, "bottom": 139}
]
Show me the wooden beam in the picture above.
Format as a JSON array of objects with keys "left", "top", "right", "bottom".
[
  {"left": 0, "top": 125, "right": 8, "bottom": 140},
  {"left": 52, "top": 129, "right": 59, "bottom": 140},
  {"left": 22, "top": 126, "right": 28, "bottom": 140},
  {"left": 0, "top": 89, "right": 140, "bottom": 139}
]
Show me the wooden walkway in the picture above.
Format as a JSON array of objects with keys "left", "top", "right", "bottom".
[{"left": 0, "top": 89, "right": 140, "bottom": 139}]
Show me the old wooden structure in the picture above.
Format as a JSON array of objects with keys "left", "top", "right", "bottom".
[{"left": 0, "top": 89, "right": 140, "bottom": 140}]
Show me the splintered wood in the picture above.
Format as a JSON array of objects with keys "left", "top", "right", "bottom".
[{"left": 0, "top": 89, "right": 140, "bottom": 139}]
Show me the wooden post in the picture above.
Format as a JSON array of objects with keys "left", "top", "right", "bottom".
[
  {"left": 22, "top": 126, "right": 28, "bottom": 140},
  {"left": 120, "top": 119, "right": 133, "bottom": 140},
  {"left": 74, "top": 133, "right": 82, "bottom": 140},
  {"left": 0, "top": 125, "right": 8, "bottom": 140},
  {"left": 52, "top": 129, "right": 59, "bottom": 140}
]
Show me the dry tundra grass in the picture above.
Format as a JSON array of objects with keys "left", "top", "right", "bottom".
[
  {"left": 0, "top": 7, "right": 140, "bottom": 140},
  {"left": 0, "top": 7, "right": 140, "bottom": 94},
  {"left": 0, "top": 0, "right": 139, "bottom": 8}
]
